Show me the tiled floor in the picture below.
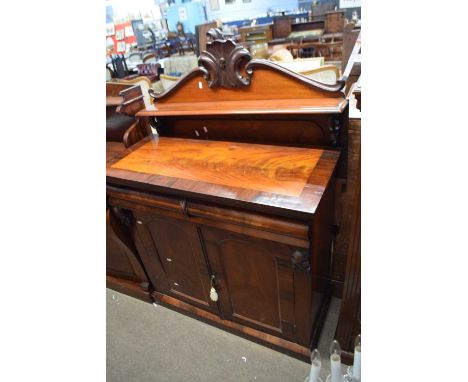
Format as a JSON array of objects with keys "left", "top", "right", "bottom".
[{"left": 107, "top": 289, "right": 345, "bottom": 382}]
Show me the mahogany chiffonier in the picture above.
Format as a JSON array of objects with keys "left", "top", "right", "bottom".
[{"left": 106, "top": 29, "right": 349, "bottom": 360}]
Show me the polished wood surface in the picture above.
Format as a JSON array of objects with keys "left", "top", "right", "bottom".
[
  {"left": 134, "top": 211, "right": 219, "bottom": 313},
  {"left": 106, "top": 206, "right": 151, "bottom": 302},
  {"left": 112, "top": 137, "right": 323, "bottom": 196},
  {"left": 201, "top": 226, "right": 311, "bottom": 344},
  {"left": 148, "top": 68, "right": 343, "bottom": 105},
  {"left": 107, "top": 186, "right": 310, "bottom": 248},
  {"left": 137, "top": 97, "right": 347, "bottom": 116},
  {"left": 335, "top": 150, "right": 360, "bottom": 364},
  {"left": 107, "top": 136, "right": 340, "bottom": 218},
  {"left": 106, "top": 96, "right": 123, "bottom": 106},
  {"left": 106, "top": 34, "right": 350, "bottom": 359}
]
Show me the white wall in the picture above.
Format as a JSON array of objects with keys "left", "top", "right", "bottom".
[{"left": 205, "top": 0, "right": 299, "bottom": 23}]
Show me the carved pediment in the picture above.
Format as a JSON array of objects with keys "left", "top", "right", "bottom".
[{"left": 149, "top": 28, "right": 345, "bottom": 101}]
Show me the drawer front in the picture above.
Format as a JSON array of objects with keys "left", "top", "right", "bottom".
[{"left": 107, "top": 186, "right": 310, "bottom": 248}]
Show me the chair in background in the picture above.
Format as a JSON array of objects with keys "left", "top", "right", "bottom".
[
  {"left": 159, "top": 74, "right": 180, "bottom": 91},
  {"left": 127, "top": 52, "right": 142, "bottom": 63},
  {"left": 269, "top": 49, "right": 325, "bottom": 74},
  {"left": 106, "top": 66, "right": 114, "bottom": 81},
  {"left": 175, "top": 22, "right": 196, "bottom": 55},
  {"left": 136, "top": 62, "right": 161, "bottom": 82},
  {"left": 110, "top": 54, "right": 132, "bottom": 79},
  {"left": 269, "top": 48, "right": 294, "bottom": 62},
  {"left": 163, "top": 55, "right": 198, "bottom": 77},
  {"left": 300, "top": 65, "right": 340, "bottom": 85},
  {"left": 274, "top": 57, "right": 324, "bottom": 72},
  {"left": 106, "top": 83, "right": 149, "bottom": 148},
  {"left": 195, "top": 21, "right": 217, "bottom": 55},
  {"left": 142, "top": 53, "right": 157, "bottom": 63}
]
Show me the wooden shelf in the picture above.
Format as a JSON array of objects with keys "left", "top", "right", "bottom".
[{"left": 137, "top": 98, "right": 347, "bottom": 117}]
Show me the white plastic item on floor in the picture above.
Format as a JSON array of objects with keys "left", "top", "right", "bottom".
[
  {"left": 330, "top": 340, "right": 343, "bottom": 382},
  {"left": 308, "top": 349, "right": 322, "bottom": 382},
  {"left": 352, "top": 335, "right": 361, "bottom": 380}
]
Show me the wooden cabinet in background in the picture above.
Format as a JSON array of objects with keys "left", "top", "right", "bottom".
[
  {"left": 239, "top": 24, "right": 273, "bottom": 44},
  {"left": 273, "top": 16, "right": 292, "bottom": 39},
  {"left": 324, "top": 10, "right": 345, "bottom": 34}
]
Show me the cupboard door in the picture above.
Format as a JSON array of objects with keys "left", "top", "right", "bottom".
[
  {"left": 200, "top": 226, "right": 312, "bottom": 344},
  {"left": 106, "top": 207, "right": 148, "bottom": 284},
  {"left": 133, "top": 210, "right": 218, "bottom": 314}
]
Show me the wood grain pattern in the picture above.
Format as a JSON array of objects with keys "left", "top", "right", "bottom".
[
  {"left": 105, "top": 36, "right": 348, "bottom": 359},
  {"left": 107, "top": 186, "right": 310, "bottom": 248},
  {"left": 149, "top": 68, "right": 344, "bottom": 105},
  {"left": 112, "top": 137, "right": 322, "bottom": 197},
  {"left": 137, "top": 98, "right": 348, "bottom": 116},
  {"left": 107, "top": 136, "right": 339, "bottom": 218}
]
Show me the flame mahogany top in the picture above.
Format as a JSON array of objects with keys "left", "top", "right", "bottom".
[{"left": 107, "top": 136, "right": 339, "bottom": 219}]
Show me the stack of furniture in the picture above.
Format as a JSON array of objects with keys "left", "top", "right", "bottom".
[
  {"left": 109, "top": 54, "right": 132, "bottom": 79},
  {"left": 285, "top": 11, "right": 347, "bottom": 61},
  {"left": 239, "top": 24, "right": 273, "bottom": 45},
  {"left": 333, "top": 34, "right": 361, "bottom": 364},
  {"left": 106, "top": 82, "right": 152, "bottom": 301},
  {"left": 195, "top": 21, "right": 217, "bottom": 56},
  {"left": 106, "top": 83, "right": 151, "bottom": 149},
  {"left": 273, "top": 16, "right": 292, "bottom": 39},
  {"left": 106, "top": 29, "right": 351, "bottom": 361}
]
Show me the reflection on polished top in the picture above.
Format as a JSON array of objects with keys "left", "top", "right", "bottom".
[
  {"left": 112, "top": 137, "right": 322, "bottom": 197},
  {"left": 107, "top": 136, "right": 340, "bottom": 217}
]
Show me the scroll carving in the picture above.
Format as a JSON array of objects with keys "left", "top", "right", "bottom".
[
  {"left": 198, "top": 28, "right": 252, "bottom": 88},
  {"left": 291, "top": 249, "right": 310, "bottom": 272}
]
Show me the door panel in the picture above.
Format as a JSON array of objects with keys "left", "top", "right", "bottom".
[
  {"left": 133, "top": 210, "right": 218, "bottom": 314},
  {"left": 218, "top": 238, "right": 280, "bottom": 330},
  {"left": 200, "top": 226, "right": 308, "bottom": 342},
  {"left": 106, "top": 207, "right": 147, "bottom": 283}
]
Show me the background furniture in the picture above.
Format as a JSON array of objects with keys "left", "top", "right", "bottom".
[
  {"left": 106, "top": 82, "right": 152, "bottom": 302},
  {"left": 106, "top": 82, "right": 150, "bottom": 148},
  {"left": 106, "top": 66, "right": 114, "bottom": 81},
  {"left": 114, "top": 76, "right": 154, "bottom": 108},
  {"left": 142, "top": 53, "right": 157, "bottom": 63},
  {"left": 239, "top": 24, "right": 273, "bottom": 45},
  {"left": 324, "top": 10, "right": 345, "bottom": 34},
  {"left": 195, "top": 21, "right": 217, "bottom": 56},
  {"left": 300, "top": 65, "right": 340, "bottom": 84},
  {"left": 135, "top": 62, "right": 161, "bottom": 82},
  {"left": 159, "top": 74, "right": 180, "bottom": 91},
  {"left": 334, "top": 80, "right": 361, "bottom": 364},
  {"left": 341, "top": 24, "right": 361, "bottom": 80},
  {"left": 107, "top": 30, "right": 350, "bottom": 361},
  {"left": 110, "top": 54, "right": 134, "bottom": 79},
  {"left": 163, "top": 54, "right": 198, "bottom": 77},
  {"left": 273, "top": 16, "right": 292, "bottom": 39},
  {"left": 273, "top": 55, "right": 324, "bottom": 71}
]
